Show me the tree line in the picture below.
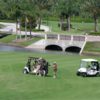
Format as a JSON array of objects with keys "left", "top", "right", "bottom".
[{"left": 0, "top": 0, "right": 100, "bottom": 32}]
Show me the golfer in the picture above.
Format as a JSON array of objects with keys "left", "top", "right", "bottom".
[{"left": 53, "top": 62, "right": 58, "bottom": 78}]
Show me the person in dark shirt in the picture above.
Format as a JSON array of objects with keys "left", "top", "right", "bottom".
[{"left": 26, "top": 58, "right": 31, "bottom": 72}]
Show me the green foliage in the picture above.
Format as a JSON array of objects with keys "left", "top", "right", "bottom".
[
  {"left": 89, "top": 32, "right": 100, "bottom": 35},
  {"left": 57, "top": 0, "right": 80, "bottom": 16},
  {"left": 21, "top": 16, "right": 37, "bottom": 29},
  {"left": 80, "top": 0, "right": 100, "bottom": 32},
  {"left": 0, "top": 0, "right": 100, "bottom": 32},
  {"left": 43, "top": 16, "right": 59, "bottom": 21},
  {"left": 71, "top": 16, "right": 93, "bottom": 23}
]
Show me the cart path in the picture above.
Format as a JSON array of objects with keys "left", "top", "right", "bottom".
[
  {"left": 0, "top": 22, "right": 100, "bottom": 42},
  {"left": 0, "top": 22, "right": 50, "bottom": 33}
]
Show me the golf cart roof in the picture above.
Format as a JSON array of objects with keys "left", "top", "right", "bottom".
[{"left": 81, "top": 59, "right": 98, "bottom": 62}]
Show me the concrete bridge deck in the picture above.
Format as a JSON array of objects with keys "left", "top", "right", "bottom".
[{"left": 26, "top": 34, "right": 87, "bottom": 54}]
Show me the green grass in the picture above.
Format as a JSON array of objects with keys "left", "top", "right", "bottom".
[
  {"left": 0, "top": 34, "right": 16, "bottom": 43},
  {"left": 0, "top": 52, "right": 100, "bottom": 100},
  {"left": 16, "top": 36, "right": 43, "bottom": 47},
  {"left": 0, "top": 35, "right": 43, "bottom": 47},
  {"left": 47, "top": 21, "right": 100, "bottom": 34},
  {"left": 0, "top": 19, "right": 15, "bottom": 23},
  {"left": 84, "top": 42, "right": 100, "bottom": 52},
  {"left": 19, "top": 37, "right": 41, "bottom": 47},
  {"left": 0, "top": 24, "right": 5, "bottom": 29},
  {"left": 89, "top": 32, "right": 100, "bottom": 36}
]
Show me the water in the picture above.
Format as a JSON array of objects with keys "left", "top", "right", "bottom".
[
  {"left": 0, "top": 44, "right": 41, "bottom": 52},
  {"left": 0, "top": 44, "right": 78, "bottom": 55}
]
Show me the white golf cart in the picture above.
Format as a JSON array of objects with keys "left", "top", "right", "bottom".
[{"left": 76, "top": 59, "right": 100, "bottom": 77}]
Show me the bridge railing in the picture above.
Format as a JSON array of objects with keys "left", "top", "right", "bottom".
[
  {"left": 60, "top": 35, "right": 71, "bottom": 40},
  {"left": 45, "top": 34, "right": 58, "bottom": 39},
  {"left": 45, "top": 34, "right": 86, "bottom": 42},
  {"left": 73, "top": 36, "right": 86, "bottom": 41}
]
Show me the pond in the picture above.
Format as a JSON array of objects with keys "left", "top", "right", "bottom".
[{"left": 0, "top": 44, "right": 67, "bottom": 54}]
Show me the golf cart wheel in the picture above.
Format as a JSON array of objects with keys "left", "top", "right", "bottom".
[
  {"left": 76, "top": 72, "right": 80, "bottom": 76},
  {"left": 82, "top": 73, "right": 87, "bottom": 77},
  {"left": 96, "top": 73, "right": 100, "bottom": 77}
]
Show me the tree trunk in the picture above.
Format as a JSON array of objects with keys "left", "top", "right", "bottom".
[
  {"left": 19, "top": 19, "right": 21, "bottom": 40},
  {"left": 94, "top": 15, "right": 98, "bottom": 32},
  {"left": 29, "top": 21, "right": 32, "bottom": 38},
  {"left": 25, "top": 16, "right": 27, "bottom": 40},
  {"left": 38, "top": 17, "right": 41, "bottom": 30},
  {"left": 60, "top": 18, "right": 63, "bottom": 31},
  {"left": 67, "top": 16, "right": 70, "bottom": 31},
  {"left": 16, "top": 18, "right": 18, "bottom": 40}
]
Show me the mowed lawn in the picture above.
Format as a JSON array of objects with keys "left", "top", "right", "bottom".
[{"left": 0, "top": 52, "right": 100, "bottom": 100}]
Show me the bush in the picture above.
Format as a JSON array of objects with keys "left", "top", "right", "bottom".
[
  {"left": 32, "top": 29, "right": 44, "bottom": 32},
  {"left": 21, "top": 17, "right": 37, "bottom": 29},
  {"left": 71, "top": 16, "right": 94, "bottom": 23},
  {"left": 58, "top": 22, "right": 72, "bottom": 31},
  {"left": 89, "top": 32, "right": 100, "bottom": 36}
]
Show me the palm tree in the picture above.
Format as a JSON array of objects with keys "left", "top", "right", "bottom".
[
  {"left": 81, "top": 0, "right": 100, "bottom": 32},
  {"left": 20, "top": 0, "right": 37, "bottom": 38},
  {"left": 57, "top": 0, "right": 80, "bottom": 31},
  {"left": 34, "top": 0, "right": 55, "bottom": 30}
]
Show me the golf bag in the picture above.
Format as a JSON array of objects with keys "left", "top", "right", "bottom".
[{"left": 23, "top": 66, "right": 30, "bottom": 74}]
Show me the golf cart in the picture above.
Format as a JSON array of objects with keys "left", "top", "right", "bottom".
[
  {"left": 76, "top": 59, "right": 100, "bottom": 77},
  {"left": 23, "top": 57, "right": 50, "bottom": 76}
]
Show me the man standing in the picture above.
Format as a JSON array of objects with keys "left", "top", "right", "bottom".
[{"left": 53, "top": 62, "right": 58, "bottom": 78}]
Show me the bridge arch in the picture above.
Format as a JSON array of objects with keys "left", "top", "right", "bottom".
[
  {"left": 65, "top": 46, "right": 81, "bottom": 53},
  {"left": 45, "top": 45, "right": 63, "bottom": 51}
]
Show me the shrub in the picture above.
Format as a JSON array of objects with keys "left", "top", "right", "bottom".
[
  {"left": 89, "top": 32, "right": 100, "bottom": 36},
  {"left": 58, "top": 22, "right": 72, "bottom": 31},
  {"left": 21, "top": 16, "right": 37, "bottom": 29}
]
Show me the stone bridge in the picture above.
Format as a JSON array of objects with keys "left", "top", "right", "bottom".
[{"left": 27, "top": 34, "right": 87, "bottom": 54}]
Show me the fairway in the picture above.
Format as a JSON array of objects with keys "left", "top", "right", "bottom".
[{"left": 0, "top": 52, "right": 100, "bottom": 100}]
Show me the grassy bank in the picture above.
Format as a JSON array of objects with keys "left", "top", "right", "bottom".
[
  {"left": 0, "top": 34, "right": 43, "bottom": 47},
  {"left": 84, "top": 42, "right": 100, "bottom": 52},
  {"left": 0, "top": 52, "right": 100, "bottom": 100},
  {"left": 0, "top": 24, "right": 5, "bottom": 29}
]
